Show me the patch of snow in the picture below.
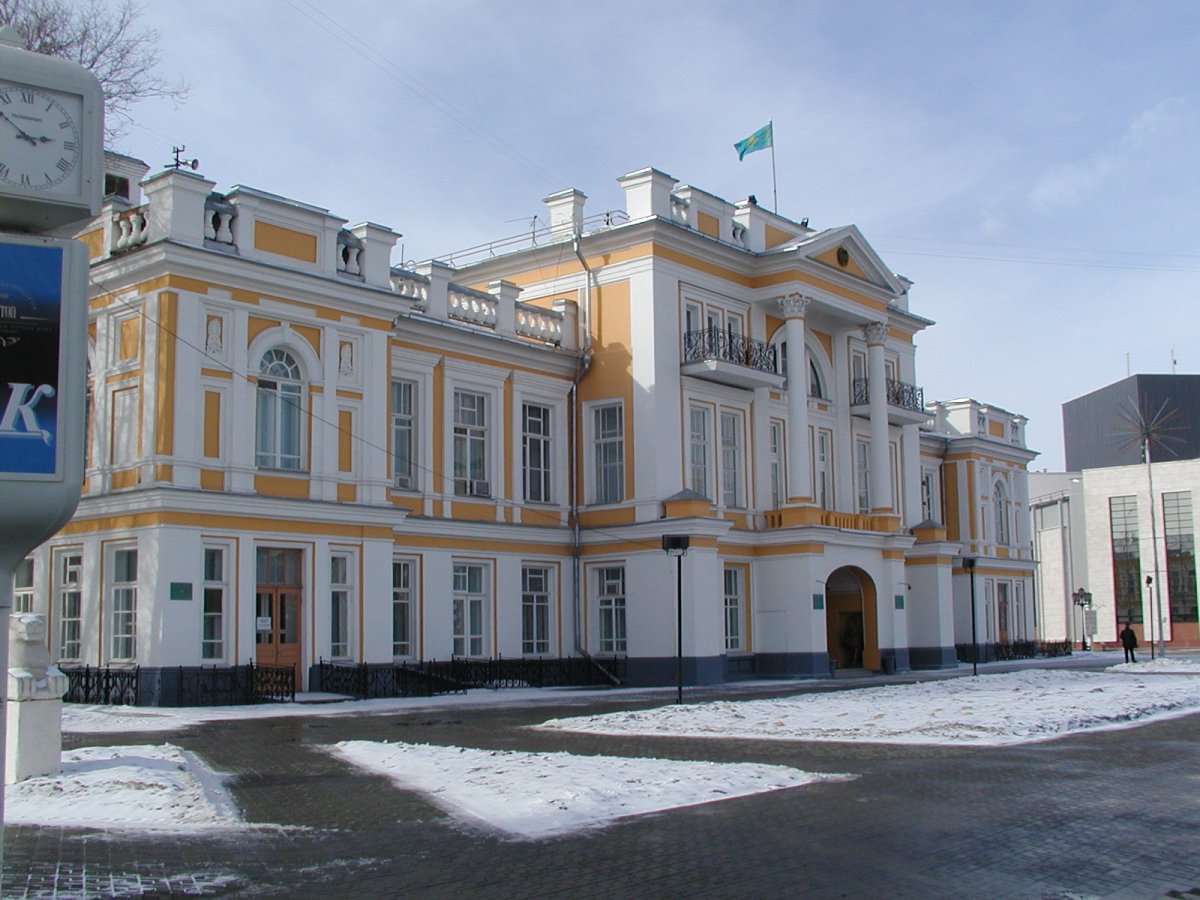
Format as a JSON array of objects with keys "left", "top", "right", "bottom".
[
  {"left": 1110, "top": 656, "right": 1200, "bottom": 674},
  {"left": 538, "top": 670, "right": 1200, "bottom": 746},
  {"left": 4, "top": 744, "right": 244, "bottom": 831},
  {"left": 328, "top": 741, "right": 845, "bottom": 840}
]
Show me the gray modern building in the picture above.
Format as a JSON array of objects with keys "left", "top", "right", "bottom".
[{"left": 1062, "top": 374, "right": 1200, "bottom": 470}]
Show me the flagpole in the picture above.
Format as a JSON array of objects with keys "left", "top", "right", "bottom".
[{"left": 770, "top": 119, "right": 778, "bottom": 211}]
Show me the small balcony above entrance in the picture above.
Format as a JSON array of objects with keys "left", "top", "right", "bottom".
[
  {"left": 851, "top": 377, "right": 929, "bottom": 426},
  {"left": 680, "top": 328, "right": 786, "bottom": 390}
]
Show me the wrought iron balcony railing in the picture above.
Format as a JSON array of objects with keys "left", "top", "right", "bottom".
[
  {"left": 852, "top": 377, "right": 926, "bottom": 413},
  {"left": 682, "top": 328, "right": 778, "bottom": 374}
]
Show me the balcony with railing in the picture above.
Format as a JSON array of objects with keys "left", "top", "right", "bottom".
[
  {"left": 851, "top": 377, "right": 929, "bottom": 425},
  {"left": 680, "top": 327, "right": 785, "bottom": 390}
]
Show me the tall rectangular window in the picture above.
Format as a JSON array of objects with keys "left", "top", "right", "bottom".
[
  {"left": 522, "top": 565, "right": 552, "bottom": 655},
  {"left": 391, "top": 380, "right": 417, "bottom": 489},
  {"left": 523, "top": 403, "right": 552, "bottom": 503},
  {"left": 921, "top": 469, "right": 937, "bottom": 522},
  {"left": 855, "top": 438, "right": 870, "bottom": 515},
  {"left": 109, "top": 546, "right": 138, "bottom": 661},
  {"left": 593, "top": 403, "right": 624, "bottom": 505},
  {"left": 1163, "top": 491, "right": 1198, "bottom": 623},
  {"left": 814, "top": 429, "right": 832, "bottom": 511},
  {"left": 688, "top": 405, "right": 710, "bottom": 498},
  {"left": 720, "top": 411, "right": 742, "bottom": 508},
  {"left": 769, "top": 421, "right": 783, "bottom": 509},
  {"left": 392, "top": 559, "right": 416, "bottom": 657},
  {"left": 453, "top": 391, "right": 488, "bottom": 496},
  {"left": 597, "top": 566, "right": 626, "bottom": 653},
  {"left": 330, "top": 554, "right": 352, "bottom": 658},
  {"left": 57, "top": 551, "right": 83, "bottom": 661},
  {"left": 1109, "top": 496, "right": 1142, "bottom": 625},
  {"left": 201, "top": 546, "right": 226, "bottom": 660},
  {"left": 12, "top": 557, "right": 34, "bottom": 614},
  {"left": 724, "top": 566, "right": 743, "bottom": 651},
  {"left": 452, "top": 563, "right": 487, "bottom": 657}
]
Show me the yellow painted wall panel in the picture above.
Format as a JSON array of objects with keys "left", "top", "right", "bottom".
[
  {"left": 200, "top": 469, "right": 225, "bottom": 491},
  {"left": 337, "top": 483, "right": 357, "bottom": 503},
  {"left": 765, "top": 224, "right": 794, "bottom": 249},
  {"left": 697, "top": 212, "right": 720, "bottom": 238},
  {"left": 338, "top": 409, "right": 353, "bottom": 472},
  {"left": 254, "top": 221, "right": 318, "bottom": 262},
  {"left": 254, "top": 474, "right": 310, "bottom": 499},
  {"left": 155, "top": 292, "right": 177, "bottom": 456},
  {"left": 988, "top": 420, "right": 1004, "bottom": 438},
  {"left": 119, "top": 317, "right": 140, "bottom": 361}
]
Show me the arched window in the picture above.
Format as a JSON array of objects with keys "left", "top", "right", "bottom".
[
  {"left": 256, "top": 348, "right": 304, "bottom": 470},
  {"left": 774, "top": 338, "right": 828, "bottom": 399},
  {"left": 993, "top": 480, "right": 1010, "bottom": 545}
]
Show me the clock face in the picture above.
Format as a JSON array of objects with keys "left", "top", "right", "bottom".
[{"left": 0, "top": 82, "right": 82, "bottom": 195}]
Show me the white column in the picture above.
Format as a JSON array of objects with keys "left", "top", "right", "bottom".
[
  {"left": 779, "top": 294, "right": 812, "bottom": 503},
  {"left": 864, "top": 322, "right": 893, "bottom": 514}
]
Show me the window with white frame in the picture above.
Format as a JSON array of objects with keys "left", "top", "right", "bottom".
[
  {"left": 108, "top": 546, "right": 138, "bottom": 661},
  {"left": 769, "top": 421, "right": 784, "bottom": 509},
  {"left": 813, "top": 428, "right": 832, "bottom": 510},
  {"left": 201, "top": 546, "right": 227, "bottom": 660},
  {"left": 889, "top": 442, "right": 901, "bottom": 516},
  {"left": 993, "top": 480, "right": 1010, "bottom": 545},
  {"left": 688, "top": 405, "right": 710, "bottom": 498},
  {"left": 596, "top": 566, "right": 626, "bottom": 653},
  {"left": 855, "top": 438, "right": 870, "bottom": 514},
  {"left": 523, "top": 403, "right": 552, "bottom": 503},
  {"left": 921, "top": 468, "right": 938, "bottom": 522},
  {"left": 256, "top": 348, "right": 304, "bottom": 470},
  {"left": 851, "top": 349, "right": 867, "bottom": 403},
  {"left": 12, "top": 557, "right": 33, "bottom": 614},
  {"left": 57, "top": 551, "right": 82, "bottom": 661},
  {"left": 724, "top": 566, "right": 744, "bottom": 651},
  {"left": 330, "top": 554, "right": 353, "bottom": 658},
  {"left": 391, "top": 379, "right": 417, "bottom": 489},
  {"left": 592, "top": 402, "right": 624, "bottom": 505},
  {"left": 392, "top": 558, "right": 417, "bottom": 657},
  {"left": 452, "top": 562, "right": 488, "bottom": 657},
  {"left": 720, "top": 410, "right": 742, "bottom": 507},
  {"left": 521, "top": 565, "right": 552, "bottom": 655},
  {"left": 453, "top": 391, "right": 488, "bottom": 496}
]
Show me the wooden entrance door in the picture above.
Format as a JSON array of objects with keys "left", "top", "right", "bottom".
[{"left": 256, "top": 588, "right": 301, "bottom": 683}]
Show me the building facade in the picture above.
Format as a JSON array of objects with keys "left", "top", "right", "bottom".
[{"left": 14, "top": 161, "right": 1038, "bottom": 697}]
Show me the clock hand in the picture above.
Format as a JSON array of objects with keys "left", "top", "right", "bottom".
[{"left": 0, "top": 110, "right": 40, "bottom": 146}]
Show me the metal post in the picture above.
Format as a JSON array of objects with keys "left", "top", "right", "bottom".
[
  {"left": 1146, "top": 575, "right": 1156, "bottom": 661},
  {"left": 964, "top": 557, "right": 978, "bottom": 676},
  {"left": 662, "top": 535, "right": 690, "bottom": 704}
]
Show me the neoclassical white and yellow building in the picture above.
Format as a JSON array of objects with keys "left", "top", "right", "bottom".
[{"left": 15, "top": 158, "right": 1038, "bottom": 696}]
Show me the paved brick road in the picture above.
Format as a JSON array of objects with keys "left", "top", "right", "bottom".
[{"left": 4, "top": 670, "right": 1199, "bottom": 899}]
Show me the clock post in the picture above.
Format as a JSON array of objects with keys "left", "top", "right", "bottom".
[{"left": 0, "top": 24, "right": 103, "bottom": 861}]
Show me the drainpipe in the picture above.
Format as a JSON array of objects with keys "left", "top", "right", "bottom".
[{"left": 570, "top": 233, "right": 594, "bottom": 655}]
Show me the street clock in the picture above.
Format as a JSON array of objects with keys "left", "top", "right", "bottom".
[{"left": 0, "top": 24, "right": 103, "bottom": 232}]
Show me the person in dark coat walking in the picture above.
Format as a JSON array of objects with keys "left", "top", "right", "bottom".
[{"left": 1119, "top": 623, "right": 1138, "bottom": 663}]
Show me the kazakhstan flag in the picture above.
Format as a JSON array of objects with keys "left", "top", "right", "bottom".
[{"left": 734, "top": 123, "right": 773, "bottom": 160}]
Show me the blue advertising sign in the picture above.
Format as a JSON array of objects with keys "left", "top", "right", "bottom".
[{"left": 0, "top": 241, "right": 63, "bottom": 475}]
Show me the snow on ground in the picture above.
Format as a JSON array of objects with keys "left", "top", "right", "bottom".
[
  {"left": 1110, "top": 656, "right": 1200, "bottom": 674},
  {"left": 328, "top": 741, "right": 844, "bottom": 840},
  {"left": 538, "top": 669, "right": 1200, "bottom": 746},
  {"left": 4, "top": 744, "right": 243, "bottom": 831}
]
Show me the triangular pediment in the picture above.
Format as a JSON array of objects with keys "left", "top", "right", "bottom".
[{"left": 794, "top": 225, "right": 904, "bottom": 295}]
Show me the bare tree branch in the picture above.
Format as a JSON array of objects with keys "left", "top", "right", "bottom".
[{"left": 0, "top": 0, "right": 187, "bottom": 141}]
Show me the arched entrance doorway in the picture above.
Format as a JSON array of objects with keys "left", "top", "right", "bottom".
[{"left": 825, "top": 566, "right": 879, "bottom": 671}]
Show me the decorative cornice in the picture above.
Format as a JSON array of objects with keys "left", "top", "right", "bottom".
[{"left": 863, "top": 321, "right": 888, "bottom": 344}]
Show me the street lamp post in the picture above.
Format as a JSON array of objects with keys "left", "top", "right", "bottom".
[
  {"left": 963, "top": 557, "right": 978, "bottom": 676},
  {"left": 662, "top": 535, "right": 690, "bottom": 704},
  {"left": 1145, "top": 575, "right": 1156, "bottom": 661},
  {"left": 1071, "top": 588, "right": 1093, "bottom": 651}
]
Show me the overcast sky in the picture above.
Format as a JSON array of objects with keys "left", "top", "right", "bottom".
[{"left": 107, "top": 0, "right": 1200, "bottom": 469}]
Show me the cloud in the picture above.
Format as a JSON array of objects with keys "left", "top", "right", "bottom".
[{"left": 1029, "top": 97, "right": 1191, "bottom": 214}]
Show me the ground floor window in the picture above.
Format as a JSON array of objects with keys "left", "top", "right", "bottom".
[
  {"left": 109, "top": 546, "right": 138, "bottom": 661},
  {"left": 330, "top": 554, "right": 353, "bottom": 659},
  {"left": 522, "top": 565, "right": 552, "bottom": 655},
  {"left": 597, "top": 566, "right": 626, "bottom": 654},
  {"left": 12, "top": 557, "right": 33, "bottom": 614},
  {"left": 724, "top": 567, "right": 744, "bottom": 651},
  {"left": 202, "top": 546, "right": 227, "bottom": 660},
  {"left": 57, "top": 550, "right": 83, "bottom": 661},
  {"left": 393, "top": 559, "right": 417, "bottom": 657},
  {"left": 453, "top": 562, "right": 488, "bottom": 657}
]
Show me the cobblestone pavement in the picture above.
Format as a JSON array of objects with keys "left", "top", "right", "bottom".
[{"left": 4, "top": 667, "right": 1200, "bottom": 899}]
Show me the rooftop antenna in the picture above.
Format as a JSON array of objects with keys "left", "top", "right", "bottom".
[
  {"left": 167, "top": 145, "right": 199, "bottom": 171},
  {"left": 1125, "top": 352, "right": 1130, "bottom": 377}
]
